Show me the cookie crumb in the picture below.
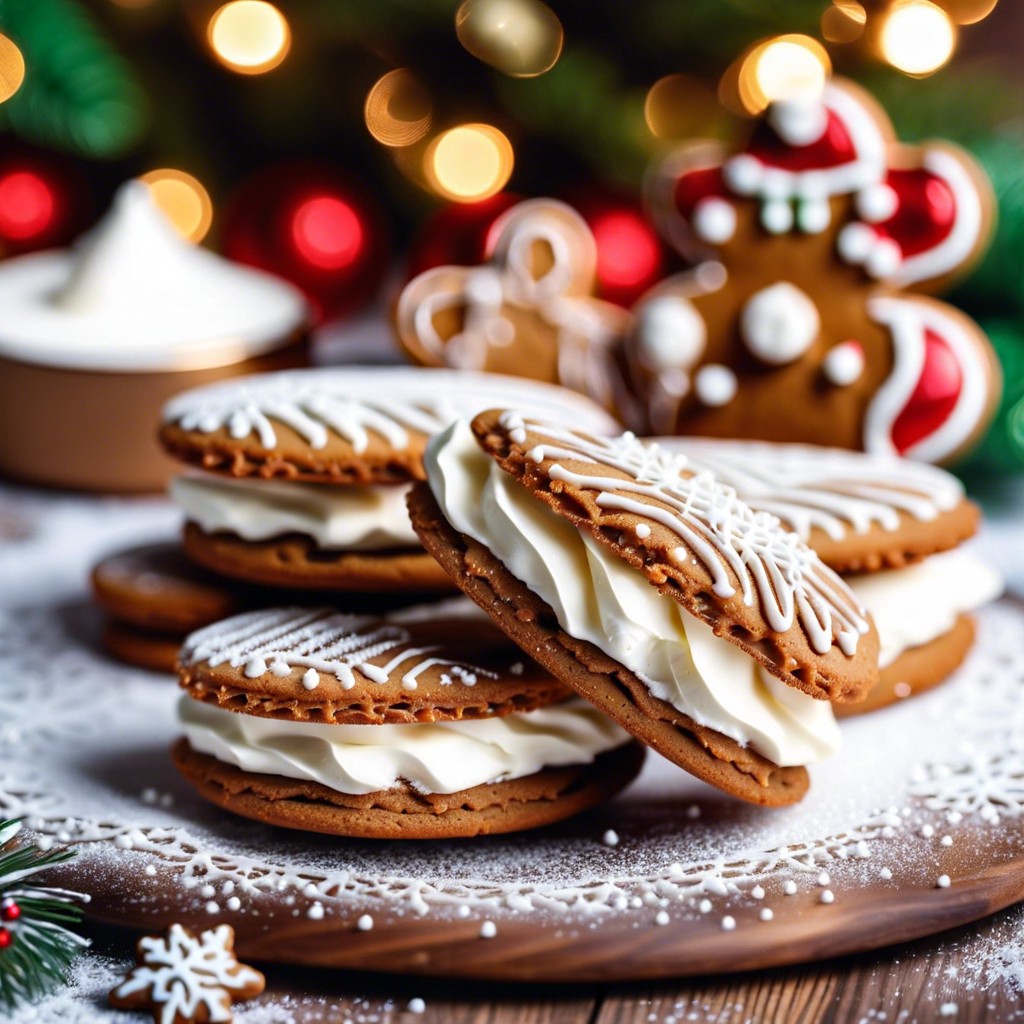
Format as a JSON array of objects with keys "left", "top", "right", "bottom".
[
  {"left": 480, "top": 920, "right": 497, "bottom": 939},
  {"left": 356, "top": 914, "right": 374, "bottom": 931}
]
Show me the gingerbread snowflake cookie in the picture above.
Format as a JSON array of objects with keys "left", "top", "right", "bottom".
[
  {"left": 395, "top": 199, "right": 632, "bottom": 416},
  {"left": 626, "top": 78, "right": 1000, "bottom": 463},
  {"left": 109, "top": 923, "right": 265, "bottom": 1023}
]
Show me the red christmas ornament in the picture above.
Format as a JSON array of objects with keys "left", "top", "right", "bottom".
[
  {"left": 1, "top": 898, "right": 20, "bottom": 922},
  {"left": 404, "top": 192, "right": 521, "bottom": 281},
  {"left": 572, "top": 191, "right": 666, "bottom": 308},
  {"left": 0, "top": 926, "right": 11, "bottom": 949},
  {"left": 222, "top": 162, "right": 389, "bottom": 324},
  {"left": 0, "top": 150, "right": 91, "bottom": 258}
]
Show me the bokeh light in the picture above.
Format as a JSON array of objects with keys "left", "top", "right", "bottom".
[
  {"left": 821, "top": 1, "right": 868, "bottom": 42},
  {"left": 0, "top": 33, "right": 26, "bottom": 105},
  {"left": 590, "top": 211, "right": 661, "bottom": 295},
  {"left": 364, "top": 69, "right": 432, "bottom": 148},
  {"left": 207, "top": 1, "right": 291, "bottom": 75},
  {"left": 644, "top": 74, "right": 721, "bottom": 140},
  {"left": 140, "top": 169, "right": 213, "bottom": 243},
  {"left": 879, "top": 0, "right": 957, "bottom": 75},
  {"left": 0, "top": 172, "right": 55, "bottom": 242},
  {"left": 426, "top": 124, "right": 514, "bottom": 203},
  {"left": 746, "top": 35, "right": 831, "bottom": 112},
  {"left": 455, "top": 0, "right": 563, "bottom": 78},
  {"left": 291, "top": 196, "right": 364, "bottom": 270},
  {"left": 939, "top": 0, "right": 998, "bottom": 25}
]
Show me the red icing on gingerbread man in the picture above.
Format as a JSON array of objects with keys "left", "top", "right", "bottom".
[{"left": 626, "top": 78, "right": 1000, "bottom": 463}]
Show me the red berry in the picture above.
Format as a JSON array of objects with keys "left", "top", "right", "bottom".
[
  {"left": 1, "top": 899, "right": 19, "bottom": 922},
  {"left": 0, "top": 927, "right": 11, "bottom": 949}
]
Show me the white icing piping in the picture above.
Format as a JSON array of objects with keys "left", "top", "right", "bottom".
[{"left": 498, "top": 412, "right": 870, "bottom": 656}]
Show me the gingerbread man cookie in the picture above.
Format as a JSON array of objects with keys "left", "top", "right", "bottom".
[
  {"left": 395, "top": 199, "right": 632, "bottom": 416},
  {"left": 625, "top": 78, "right": 1000, "bottom": 464}
]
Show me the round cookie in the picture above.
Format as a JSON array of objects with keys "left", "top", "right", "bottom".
[
  {"left": 174, "top": 601, "right": 642, "bottom": 838},
  {"left": 410, "top": 411, "right": 881, "bottom": 807},
  {"left": 651, "top": 438, "right": 979, "bottom": 573},
  {"left": 102, "top": 619, "right": 183, "bottom": 673}
]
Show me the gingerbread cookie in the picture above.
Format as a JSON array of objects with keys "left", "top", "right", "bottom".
[
  {"left": 174, "top": 600, "right": 642, "bottom": 837},
  {"left": 395, "top": 199, "right": 633, "bottom": 417},
  {"left": 652, "top": 438, "right": 1002, "bottom": 713},
  {"left": 160, "top": 367, "right": 618, "bottom": 591},
  {"left": 102, "top": 619, "right": 185, "bottom": 673},
  {"left": 110, "top": 922, "right": 265, "bottom": 1023},
  {"left": 409, "top": 411, "right": 881, "bottom": 806},
  {"left": 626, "top": 78, "right": 999, "bottom": 464}
]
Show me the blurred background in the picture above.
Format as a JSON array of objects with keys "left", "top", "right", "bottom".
[{"left": 0, "top": 0, "right": 1021, "bottom": 477}]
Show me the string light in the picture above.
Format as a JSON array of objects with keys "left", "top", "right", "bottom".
[
  {"left": 140, "top": 169, "right": 213, "bottom": 243},
  {"left": 0, "top": 172, "right": 55, "bottom": 241},
  {"left": 821, "top": 1, "right": 867, "bottom": 43},
  {"left": 364, "top": 69, "right": 432, "bottom": 148},
  {"left": 0, "top": 33, "right": 25, "bottom": 104},
  {"left": 207, "top": 1, "right": 290, "bottom": 75},
  {"left": 291, "top": 196, "right": 364, "bottom": 270},
  {"left": 425, "top": 124, "right": 514, "bottom": 203},
  {"left": 879, "top": 0, "right": 957, "bottom": 75}
]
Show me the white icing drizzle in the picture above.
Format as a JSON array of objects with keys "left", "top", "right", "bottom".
[
  {"left": 497, "top": 413, "right": 869, "bottom": 656},
  {"left": 181, "top": 604, "right": 499, "bottom": 692},
  {"left": 162, "top": 366, "right": 618, "bottom": 451},
  {"left": 651, "top": 436, "right": 963, "bottom": 543}
]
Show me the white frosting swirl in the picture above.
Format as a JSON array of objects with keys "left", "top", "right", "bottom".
[
  {"left": 170, "top": 473, "right": 419, "bottom": 551},
  {"left": 847, "top": 548, "right": 1002, "bottom": 667},
  {"left": 0, "top": 181, "right": 308, "bottom": 371},
  {"left": 179, "top": 696, "right": 631, "bottom": 795},
  {"left": 425, "top": 420, "right": 842, "bottom": 767}
]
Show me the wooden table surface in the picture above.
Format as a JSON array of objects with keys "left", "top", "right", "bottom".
[{"left": 78, "top": 902, "right": 1023, "bottom": 1024}]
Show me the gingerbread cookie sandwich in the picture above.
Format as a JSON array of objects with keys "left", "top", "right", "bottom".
[
  {"left": 160, "top": 367, "right": 618, "bottom": 593},
  {"left": 173, "top": 601, "right": 642, "bottom": 838},
  {"left": 409, "top": 412, "right": 880, "bottom": 806},
  {"left": 627, "top": 78, "right": 999, "bottom": 464},
  {"left": 653, "top": 438, "right": 1003, "bottom": 714}
]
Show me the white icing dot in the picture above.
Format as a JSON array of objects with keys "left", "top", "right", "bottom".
[
  {"left": 144, "top": 865, "right": 157, "bottom": 877},
  {"left": 817, "top": 871, "right": 830, "bottom": 886},
  {"left": 270, "top": 660, "right": 290, "bottom": 677},
  {"left": 740, "top": 282, "right": 820, "bottom": 365},
  {"left": 939, "top": 1002, "right": 959, "bottom": 1017},
  {"left": 356, "top": 914, "right": 374, "bottom": 931},
  {"left": 694, "top": 364, "right": 737, "bottom": 407},
  {"left": 761, "top": 198, "right": 794, "bottom": 234},
  {"left": 758, "top": 908, "right": 774, "bottom": 922},
  {"left": 693, "top": 198, "right": 737, "bottom": 244},
  {"left": 819, "top": 889, "right": 835, "bottom": 904},
  {"left": 837, "top": 222, "right": 875, "bottom": 264},
  {"left": 408, "top": 998, "right": 427, "bottom": 1015},
  {"left": 480, "top": 920, "right": 497, "bottom": 939},
  {"left": 402, "top": 679, "right": 418, "bottom": 692},
  {"left": 894, "top": 681, "right": 913, "bottom": 699},
  {"left": 797, "top": 196, "right": 831, "bottom": 234},
  {"left": 307, "top": 903, "right": 324, "bottom": 920},
  {"left": 751, "top": 885, "right": 765, "bottom": 900},
  {"left": 698, "top": 899, "right": 712, "bottom": 914},
  {"left": 244, "top": 657, "right": 267, "bottom": 678},
  {"left": 723, "top": 154, "right": 762, "bottom": 194},
  {"left": 201, "top": 884, "right": 216, "bottom": 898},
  {"left": 635, "top": 523, "right": 651, "bottom": 540},
  {"left": 205, "top": 901, "right": 219, "bottom": 914},
  {"left": 655, "top": 910, "right": 670, "bottom": 926},
  {"left": 302, "top": 668, "right": 320, "bottom": 691},
  {"left": 769, "top": 97, "right": 828, "bottom": 147},
  {"left": 857, "top": 183, "right": 899, "bottom": 224},
  {"left": 636, "top": 296, "right": 707, "bottom": 371},
  {"left": 783, "top": 880, "right": 798, "bottom": 895},
  {"left": 880, "top": 867, "right": 893, "bottom": 880},
  {"left": 602, "top": 829, "right": 620, "bottom": 848},
  {"left": 115, "top": 834, "right": 133, "bottom": 850},
  {"left": 694, "top": 260, "right": 728, "bottom": 291},
  {"left": 721, "top": 915, "right": 736, "bottom": 931},
  {"left": 822, "top": 340, "right": 865, "bottom": 387},
  {"left": 937, "top": 874, "right": 951, "bottom": 888},
  {"left": 457, "top": 905, "right": 471, "bottom": 918},
  {"left": 920, "top": 824, "right": 935, "bottom": 838},
  {"left": 226, "top": 896, "right": 241, "bottom": 912},
  {"left": 941, "top": 835, "right": 953, "bottom": 847},
  {"left": 866, "top": 237, "right": 902, "bottom": 279}
]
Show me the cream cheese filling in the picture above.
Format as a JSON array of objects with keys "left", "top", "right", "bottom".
[
  {"left": 170, "top": 473, "right": 420, "bottom": 552},
  {"left": 425, "top": 420, "right": 842, "bottom": 767},
  {"left": 846, "top": 548, "right": 1002, "bottom": 667},
  {"left": 178, "top": 696, "right": 632, "bottom": 795}
]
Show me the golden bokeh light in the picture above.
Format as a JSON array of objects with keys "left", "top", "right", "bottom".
[
  {"left": 207, "top": 0, "right": 291, "bottom": 75},
  {"left": 364, "top": 69, "right": 432, "bottom": 148},
  {"left": 0, "top": 33, "right": 26, "bottom": 105},
  {"left": 425, "top": 124, "right": 514, "bottom": 202},
  {"left": 455, "top": 0, "right": 563, "bottom": 78},
  {"left": 645, "top": 74, "right": 721, "bottom": 140},
  {"left": 939, "top": 0, "right": 998, "bottom": 25},
  {"left": 140, "top": 169, "right": 213, "bottom": 243},
  {"left": 821, "top": 0, "right": 868, "bottom": 42},
  {"left": 753, "top": 35, "right": 830, "bottom": 107},
  {"left": 879, "top": 0, "right": 957, "bottom": 75}
]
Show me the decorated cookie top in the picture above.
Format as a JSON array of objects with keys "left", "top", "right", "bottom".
[
  {"left": 627, "top": 78, "right": 999, "bottom": 465},
  {"left": 652, "top": 437, "right": 978, "bottom": 572},
  {"left": 395, "top": 199, "right": 632, "bottom": 416},
  {"left": 179, "top": 599, "right": 570, "bottom": 724},
  {"left": 160, "top": 365, "right": 620, "bottom": 483},
  {"left": 0, "top": 182, "right": 308, "bottom": 372},
  {"left": 471, "top": 410, "right": 878, "bottom": 702}
]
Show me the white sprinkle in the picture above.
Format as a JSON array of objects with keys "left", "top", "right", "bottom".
[
  {"left": 201, "top": 884, "right": 216, "bottom": 898},
  {"left": 602, "top": 829, "right": 620, "bottom": 847},
  {"left": 880, "top": 867, "right": 893, "bottom": 880},
  {"left": 144, "top": 865, "right": 156, "bottom": 877},
  {"left": 302, "top": 669, "right": 319, "bottom": 690},
  {"left": 205, "top": 901, "right": 219, "bottom": 914},
  {"left": 937, "top": 875, "right": 951, "bottom": 889},
  {"left": 817, "top": 871, "right": 830, "bottom": 886},
  {"left": 721, "top": 915, "right": 736, "bottom": 931},
  {"left": 759, "top": 908, "right": 774, "bottom": 922},
  {"left": 636, "top": 524, "right": 652, "bottom": 539},
  {"left": 408, "top": 998, "right": 427, "bottom": 1015},
  {"left": 480, "top": 921, "right": 497, "bottom": 939},
  {"left": 783, "top": 880, "right": 798, "bottom": 895},
  {"left": 941, "top": 835, "right": 953, "bottom": 847},
  {"left": 939, "top": 1003, "right": 958, "bottom": 1017},
  {"left": 921, "top": 824, "right": 935, "bottom": 838},
  {"left": 226, "top": 897, "right": 241, "bottom": 912},
  {"left": 820, "top": 890, "right": 835, "bottom": 904},
  {"left": 698, "top": 899, "right": 712, "bottom": 914},
  {"left": 751, "top": 886, "right": 765, "bottom": 900},
  {"left": 356, "top": 914, "right": 374, "bottom": 931},
  {"left": 655, "top": 910, "right": 670, "bottom": 926},
  {"left": 308, "top": 903, "right": 325, "bottom": 920},
  {"left": 457, "top": 905, "right": 471, "bottom": 919}
]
